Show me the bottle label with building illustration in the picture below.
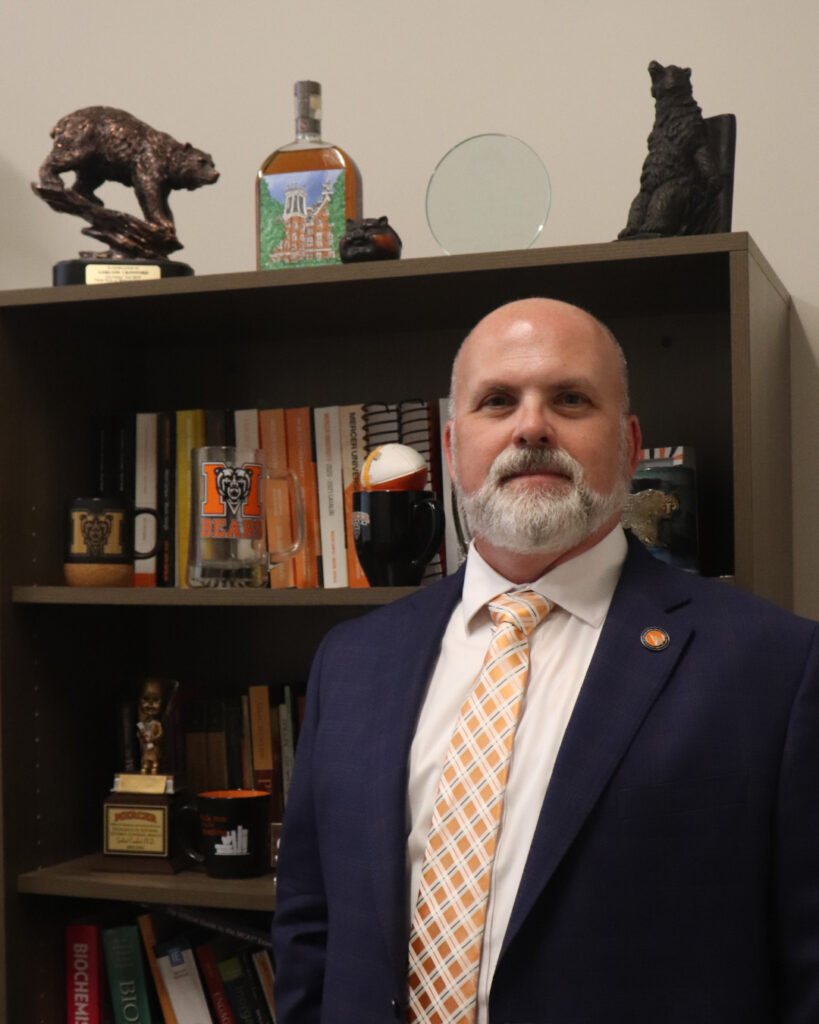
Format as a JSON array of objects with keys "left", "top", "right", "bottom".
[{"left": 258, "top": 169, "right": 347, "bottom": 268}]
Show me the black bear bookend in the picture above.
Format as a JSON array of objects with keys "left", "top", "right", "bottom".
[{"left": 618, "top": 62, "right": 736, "bottom": 240}]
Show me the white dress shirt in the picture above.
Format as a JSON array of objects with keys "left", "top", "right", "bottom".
[{"left": 406, "top": 527, "right": 628, "bottom": 1023}]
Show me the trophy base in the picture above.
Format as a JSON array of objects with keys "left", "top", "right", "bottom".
[
  {"left": 101, "top": 783, "right": 189, "bottom": 872},
  {"left": 53, "top": 257, "right": 194, "bottom": 286}
]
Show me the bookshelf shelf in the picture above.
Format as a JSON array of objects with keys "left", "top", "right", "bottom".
[
  {"left": 0, "top": 233, "right": 791, "bottom": 1020},
  {"left": 18, "top": 857, "right": 276, "bottom": 912},
  {"left": 11, "top": 585, "right": 414, "bottom": 607}
]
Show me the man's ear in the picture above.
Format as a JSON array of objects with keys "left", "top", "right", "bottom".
[
  {"left": 443, "top": 418, "right": 456, "bottom": 483},
  {"left": 626, "top": 414, "right": 642, "bottom": 476}
]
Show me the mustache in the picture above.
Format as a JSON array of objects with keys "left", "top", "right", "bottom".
[{"left": 486, "top": 446, "right": 582, "bottom": 486}]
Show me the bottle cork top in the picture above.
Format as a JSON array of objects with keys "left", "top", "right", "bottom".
[{"left": 295, "top": 80, "right": 322, "bottom": 135}]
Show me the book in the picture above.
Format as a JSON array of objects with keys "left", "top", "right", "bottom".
[
  {"left": 313, "top": 406, "right": 348, "bottom": 588},
  {"left": 278, "top": 687, "right": 296, "bottom": 807},
  {"left": 134, "top": 411, "right": 159, "bottom": 587},
  {"left": 66, "top": 921, "right": 106, "bottom": 1024},
  {"left": 184, "top": 700, "right": 209, "bottom": 796},
  {"left": 157, "top": 410, "right": 176, "bottom": 587},
  {"left": 337, "top": 403, "right": 370, "bottom": 588},
  {"left": 247, "top": 685, "right": 283, "bottom": 820},
  {"left": 234, "top": 409, "right": 260, "bottom": 449},
  {"left": 175, "top": 409, "right": 206, "bottom": 587},
  {"left": 240, "top": 695, "right": 254, "bottom": 790},
  {"left": 136, "top": 912, "right": 179, "bottom": 1024},
  {"left": 206, "top": 699, "right": 229, "bottom": 791},
  {"left": 258, "top": 408, "right": 296, "bottom": 589},
  {"left": 102, "top": 923, "right": 153, "bottom": 1024},
  {"left": 237, "top": 945, "right": 274, "bottom": 1024},
  {"left": 284, "top": 407, "right": 321, "bottom": 588},
  {"left": 250, "top": 949, "right": 277, "bottom": 1024},
  {"left": 205, "top": 408, "right": 234, "bottom": 447},
  {"left": 224, "top": 699, "right": 245, "bottom": 790},
  {"left": 115, "top": 699, "right": 138, "bottom": 775},
  {"left": 155, "top": 935, "right": 214, "bottom": 1024},
  {"left": 211, "top": 940, "right": 259, "bottom": 1024},
  {"left": 195, "top": 941, "right": 237, "bottom": 1024}
]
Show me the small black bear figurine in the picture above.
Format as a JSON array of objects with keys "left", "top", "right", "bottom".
[{"left": 339, "top": 216, "right": 402, "bottom": 262}]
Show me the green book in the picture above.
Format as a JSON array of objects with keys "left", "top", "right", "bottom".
[{"left": 102, "top": 924, "right": 153, "bottom": 1024}]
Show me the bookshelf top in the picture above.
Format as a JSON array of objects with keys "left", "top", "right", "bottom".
[{"left": 0, "top": 232, "right": 786, "bottom": 312}]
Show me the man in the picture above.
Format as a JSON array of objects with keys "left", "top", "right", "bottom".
[{"left": 272, "top": 298, "right": 819, "bottom": 1022}]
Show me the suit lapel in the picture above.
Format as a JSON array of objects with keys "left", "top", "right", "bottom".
[
  {"left": 365, "top": 569, "right": 466, "bottom": 971},
  {"left": 503, "top": 541, "right": 696, "bottom": 952}
]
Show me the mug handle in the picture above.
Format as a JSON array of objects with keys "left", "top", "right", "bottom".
[
  {"left": 177, "top": 803, "right": 205, "bottom": 866},
  {"left": 265, "top": 469, "right": 306, "bottom": 565},
  {"left": 409, "top": 496, "right": 445, "bottom": 574},
  {"left": 134, "top": 507, "right": 160, "bottom": 560}
]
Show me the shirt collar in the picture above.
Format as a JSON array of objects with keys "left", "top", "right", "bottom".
[{"left": 461, "top": 527, "right": 628, "bottom": 632}]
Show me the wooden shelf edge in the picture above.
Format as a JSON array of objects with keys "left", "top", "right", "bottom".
[
  {"left": 17, "top": 856, "right": 276, "bottom": 912},
  {"left": 0, "top": 232, "right": 754, "bottom": 310},
  {"left": 11, "top": 584, "right": 417, "bottom": 607}
]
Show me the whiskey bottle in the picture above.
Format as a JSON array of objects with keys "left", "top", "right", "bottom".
[{"left": 256, "top": 80, "right": 363, "bottom": 270}]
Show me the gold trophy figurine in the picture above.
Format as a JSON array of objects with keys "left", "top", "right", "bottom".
[{"left": 137, "top": 677, "right": 165, "bottom": 775}]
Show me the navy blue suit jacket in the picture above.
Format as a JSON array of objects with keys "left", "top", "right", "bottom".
[{"left": 272, "top": 537, "right": 819, "bottom": 1023}]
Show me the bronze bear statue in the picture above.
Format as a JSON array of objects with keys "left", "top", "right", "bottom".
[
  {"left": 38, "top": 106, "right": 218, "bottom": 230},
  {"left": 619, "top": 62, "right": 729, "bottom": 239}
]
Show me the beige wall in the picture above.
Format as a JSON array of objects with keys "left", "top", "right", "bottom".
[{"left": 1, "top": 0, "right": 817, "bottom": 612}]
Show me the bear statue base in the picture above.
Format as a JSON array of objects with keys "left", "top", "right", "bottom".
[{"left": 53, "top": 255, "right": 193, "bottom": 287}]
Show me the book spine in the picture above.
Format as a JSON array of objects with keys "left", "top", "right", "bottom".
[
  {"left": 66, "top": 923, "right": 104, "bottom": 1024},
  {"left": 338, "top": 404, "right": 370, "bottom": 588},
  {"left": 250, "top": 949, "right": 277, "bottom": 1024},
  {"left": 136, "top": 913, "right": 180, "bottom": 1024},
  {"left": 155, "top": 938, "right": 214, "bottom": 1024},
  {"left": 279, "top": 687, "right": 295, "bottom": 808},
  {"left": 206, "top": 699, "right": 229, "bottom": 791},
  {"left": 175, "top": 409, "right": 206, "bottom": 588},
  {"left": 102, "top": 924, "right": 153, "bottom": 1024},
  {"left": 284, "top": 407, "right": 321, "bottom": 588},
  {"left": 215, "top": 953, "right": 257, "bottom": 1024},
  {"left": 247, "top": 685, "right": 276, "bottom": 809},
  {"left": 195, "top": 943, "right": 237, "bottom": 1024},
  {"left": 134, "top": 412, "right": 159, "bottom": 587},
  {"left": 313, "top": 406, "right": 348, "bottom": 588},
  {"left": 237, "top": 946, "right": 273, "bottom": 1024},
  {"left": 234, "top": 409, "right": 260, "bottom": 449},
  {"left": 224, "top": 700, "right": 245, "bottom": 790},
  {"left": 258, "top": 409, "right": 295, "bottom": 589},
  {"left": 157, "top": 411, "right": 176, "bottom": 587}
]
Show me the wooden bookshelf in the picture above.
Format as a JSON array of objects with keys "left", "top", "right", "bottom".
[{"left": 0, "top": 233, "right": 791, "bottom": 1020}]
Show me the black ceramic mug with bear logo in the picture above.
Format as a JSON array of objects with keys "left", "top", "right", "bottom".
[{"left": 64, "top": 495, "right": 158, "bottom": 587}]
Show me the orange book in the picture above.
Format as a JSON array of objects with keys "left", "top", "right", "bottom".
[
  {"left": 136, "top": 913, "right": 179, "bottom": 1024},
  {"left": 259, "top": 408, "right": 295, "bottom": 588},
  {"left": 175, "top": 408, "right": 206, "bottom": 587},
  {"left": 284, "top": 407, "right": 321, "bottom": 588}
]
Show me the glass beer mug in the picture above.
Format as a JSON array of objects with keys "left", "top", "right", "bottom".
[{"left": 187, "top": 446, "right": 305, "bottom": 587}]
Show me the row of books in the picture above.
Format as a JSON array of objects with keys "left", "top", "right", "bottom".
[
  {"left": 67, "top": 907, "right": 277, "bottom": 1024},
  {"left": 118, "top": 683, "right": 301, "bottom": 825},
  {"left": 98, "top": 397, "right": 461, "bottom": 590}
]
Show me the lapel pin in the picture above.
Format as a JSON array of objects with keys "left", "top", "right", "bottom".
[{"left": 641, "top": 626, "right": 670, "bottom": 651}]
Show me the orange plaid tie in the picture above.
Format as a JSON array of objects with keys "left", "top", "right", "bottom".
[{"left": 407, "top": 589, "right": 551, "bottom": 1024}]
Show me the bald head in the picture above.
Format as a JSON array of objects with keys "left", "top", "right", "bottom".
[{"left": 449, "top": 298, "right": 630, "bottom": 420}]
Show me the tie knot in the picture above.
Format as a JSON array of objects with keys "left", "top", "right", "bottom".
[{"left": 489, "top": 589, "right": 551, "bottom": 636}]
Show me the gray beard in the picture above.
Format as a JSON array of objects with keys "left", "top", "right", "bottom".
[{"left": 455, "top": 445, "right": 629, "bottom": 556}]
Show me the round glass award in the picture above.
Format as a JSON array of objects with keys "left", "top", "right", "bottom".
[{"left": 425, "top": 133, "right": 551, "bottom": 255}]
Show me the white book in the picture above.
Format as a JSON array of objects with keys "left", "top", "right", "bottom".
[
  {"left": 313, "top": 406, "right": 348, "bottom": 588},
  {"left": 156, "top": 938, "right": 212, "bottom": 1024},
  {"left": 234, "top": 408, "right": 260, "bottom": 449},
  {"left": 134, "top": 411, "right": 158, "bottom": 586}
]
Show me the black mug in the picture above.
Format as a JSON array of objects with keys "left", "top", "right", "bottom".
[
  {"left": 64, "top": 495, "right": 159, "bottom": 586},
  {"left": 179, "top": 789, "right": 272, "bottom": 879},
  {"left": 352, "top": 490, "right": 445, "bottom": 586}
]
